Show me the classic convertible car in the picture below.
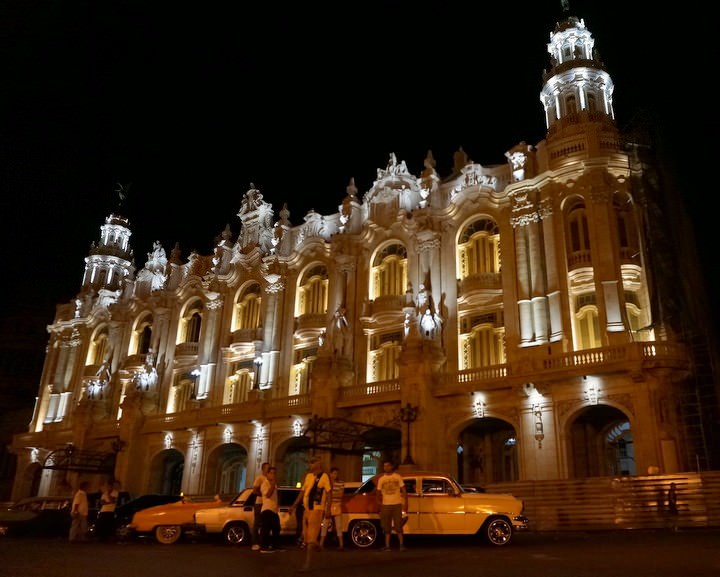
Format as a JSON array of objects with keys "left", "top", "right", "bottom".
[{"left": 126, "top": 494, "right": 228, "bottom": 544}]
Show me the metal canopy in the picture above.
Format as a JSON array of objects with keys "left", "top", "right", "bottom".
[
  {"left": 43, "top": 446, "right": 116, "bottom": 473},
  {"left": 302, "top": 416, "right": 400, "bottom": 455}
]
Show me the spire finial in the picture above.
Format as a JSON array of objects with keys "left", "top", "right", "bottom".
[{"left": 114, "top": 182, "right": 131, "bottom": 208}]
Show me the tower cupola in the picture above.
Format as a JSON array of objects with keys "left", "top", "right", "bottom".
[{"left": 540, "top": 15, "right": 615, "bottom": 133}]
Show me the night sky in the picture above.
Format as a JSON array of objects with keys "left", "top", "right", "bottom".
[{"left": 0, "top": 1, "right": 713, "bottom": 330}]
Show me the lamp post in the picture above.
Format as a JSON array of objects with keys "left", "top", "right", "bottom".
[
  {"left": 253, "top": 356, "right": 263, "bottom": 390},
  {"left": 399, "top": 403, "right": 419, "bottom": 465}
]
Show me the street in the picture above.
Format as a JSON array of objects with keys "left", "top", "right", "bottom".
[{"left": 1, "top": 529, "right": 719, "bottom": 577}]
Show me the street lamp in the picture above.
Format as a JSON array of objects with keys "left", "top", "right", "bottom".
[
  {"left": 399, "top": 403, "right": 419, "bottom": 465},
  {"left": 253, "top": 355, "right": 263, "bottom": 390}
]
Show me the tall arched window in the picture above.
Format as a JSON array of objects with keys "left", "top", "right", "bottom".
[
  {"left": 234, "top": 283, "right": 262, "bottom": 332},
  {"left": 296, "top": 264, "right": 328, "bottom": 316},
  {"left": 370, "top": 243, "right": 407, "bottom": 299},
  {"left": 367, "top": 331, "right": 402, "bottom": 382},
  {"left": 179, "top": 300, "right": 203, "bottom": 344},
  {"left": 129, "top": 314, "right": 153, "bottom": 355},
  {"left": 566, "top": 200, "right": 592, "bottom": 268},
  {"left": 459, "top": 312, "right": 505, "bottom": 369},
  {"left": 574, "top": 294, "right": 602, "bottom": 350},
  {"left": 457, "top": 218, "right": 500, "bottom": 280}
]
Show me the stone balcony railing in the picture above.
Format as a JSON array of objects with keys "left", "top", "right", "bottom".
[{"left": 136, "top": 341, "right": 688, "bottom": 431}]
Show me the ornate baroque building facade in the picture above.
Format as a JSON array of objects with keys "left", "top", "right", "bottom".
[{"left": 10, "top": 12, "right": 719, "bottom": 500}]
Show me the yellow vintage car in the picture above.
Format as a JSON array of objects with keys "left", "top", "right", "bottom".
[
  {"left": 126, "top": 494, "right": 229, "bottom": 544},
  {"left": 340, "top": 471, "right": 529, "bottom": 548}
]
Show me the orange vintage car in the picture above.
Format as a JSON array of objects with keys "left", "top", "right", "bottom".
[{"left": 126, "top": 494, "right": 229, "bottom": 544}]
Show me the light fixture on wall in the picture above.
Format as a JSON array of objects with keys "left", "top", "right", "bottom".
[
  {"left": 583, "top": 375, "right": 599, "bottom": 405},
  {"left": 253, "top": 356, "right": 263, "bottom": 390},
  {"left": 399, "top": 403, "right": 419, "bottom": 465}
]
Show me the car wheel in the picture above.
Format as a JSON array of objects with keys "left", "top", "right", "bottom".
[
  {"left": 483, "top": 517, "right": 513, "bottom": 546},
  {"left": 224, "top": 522, "right": 251, "bottom": 546},
  {"left": 155, "top": 525, "right": 182, "bottom": 545},
  {"left": 349, "top": 519, "right": 379, "bottom": 548}
]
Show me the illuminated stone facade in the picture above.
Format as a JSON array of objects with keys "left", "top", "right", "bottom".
[{"left": 10, "top": 13, "right": 717, "bottom": 499}]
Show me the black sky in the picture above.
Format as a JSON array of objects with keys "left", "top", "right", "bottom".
[{"left": 0, "top": 1, "right": 713, "bottom": 327}]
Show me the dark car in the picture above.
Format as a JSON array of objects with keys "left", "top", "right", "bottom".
[
  {"left": 89, "top": 493, "right": 182, "bottom": 539},
  {"left": 0, "top": 496, "right": 73, "bottom": 537}
]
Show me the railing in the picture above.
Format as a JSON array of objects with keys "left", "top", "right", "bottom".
[
  {"left": 338, "top": 380, "right": 400, "bottom": 402},
  {"left": 458, "top": 272, "right": 502, "bottom": 293},
  {"left": 175, "top": 342, "right": 199, "bottom": 356},
  {"left": 137, "top": 342, "right": 688, "bottom": 431}
]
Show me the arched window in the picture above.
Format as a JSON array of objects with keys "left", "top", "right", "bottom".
[
  {"left": 459, "top": 312, "right": 505, "bottom": 369},
  {"left": 367, "top": 331, "right": 402, "bottom": 382},
  {"left": 179, "top": 300, "right": 203, "bottom": 344},
  {"left": 296, "top": 264, "right": 328, "bottom": 316},
  {"left": 129, "top": 314, "right": 153, "bottom": 355},
  {"left": 234, "top": 283, "right": 262, "bottom": 332},
  {"left": 370, "top": 243, "right": 407, "bottom": 299},
  {"left": 566, "top": 200, "right": 592, "bottom": 268},
  {"left": 457, "top": 218, "right": 500, "bottom": 280},
  {"left": 574, "top": 294, "right": 602, "bottom": 350}
]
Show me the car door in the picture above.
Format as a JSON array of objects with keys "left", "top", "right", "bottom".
[
  {"left": 402, "top": 478, "right": 419, "bottom": 534},
  {"left": 417, "top": 476, "right": 465, "bottom": 534}
]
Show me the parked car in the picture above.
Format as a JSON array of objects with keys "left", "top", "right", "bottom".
[
  {"left": 126, "top": 494, "right": 229, "bottom": 544},
  {"left": 88, "top": 493, "right": 183, "bottom": 538},
  {"left": 192, "top": 486, "right": 301, "bottom": 545},
  {"left": 340, "top": 471, "right": 529, "bottom": 548},
  {"left": 87, "top": 490, "right": 132, "bottom": 533},
  {"left": 0, "top": 496, "right": 73, "bottom": 538}
]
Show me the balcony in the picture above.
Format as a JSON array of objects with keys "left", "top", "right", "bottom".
[{"left": 175, "top": 342, "right": 199, "bottom": 358}]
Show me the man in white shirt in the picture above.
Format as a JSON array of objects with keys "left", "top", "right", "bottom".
[
  {"left": 259, "top": 466, "right": 281, "bottom": 552},
  {"left": 69, "top": 481, "right": 89, "bottom": 543}
]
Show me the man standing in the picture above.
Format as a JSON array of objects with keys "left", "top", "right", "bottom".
[
  {"left": 96, "top": 480, "right": 120, "bottom": 541},
  {"left": 377, "top": 460, "right": 407, "bottom": 551},
  {"left": 259, "top": 466, "right": 281, "bottom": 552},
  {"left": 68, "top": 481, "right": 89, "bottom": 543},
  {"left": 251, "top": 461, "right": 270, "bottom": 551},
  {"left": 291, "top": 455, "right": 331, "bottom": 572}
]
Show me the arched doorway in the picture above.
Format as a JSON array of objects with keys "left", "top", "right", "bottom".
[
  {"left": 456, "top": 417, "right": 519, "bottom": 485},
  {"left": 568, "top": 404, "right": 634, "bottom": 477},
  {"left": 276, "top": 436, "right": 311, "bottom": 487},
  {"left": 18, "top": 462, "right": 43, "bottom": 499},
  {"left": 203, "top": 443, "right": 248, "bottom": 495},
  {"left": 148, "top": 449, "right": 184, "bottom": 494}
]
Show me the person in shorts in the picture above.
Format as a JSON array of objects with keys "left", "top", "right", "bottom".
[
  {"left": 291, "top": 456, "right": 331, "bottom": 571},
  {"left": 376, "top": 460, "right": 407, "bottom": 551}
]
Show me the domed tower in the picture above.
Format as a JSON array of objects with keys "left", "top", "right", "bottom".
[
  {"left": 540, "top": 12, "right": 620, "bottom": 169},
  {"left": 80, "top": 213, "right": 135, "bottom": 295}
]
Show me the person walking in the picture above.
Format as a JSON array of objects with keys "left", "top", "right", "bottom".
[
  {"left": 319, "top": 466, "right": 345, "bottom": 550},
  {"left": 95, "top": 480, "right": 120, "bottom": 541},
  {"left": 251, "top": 461, "right": 270, "bottom": 550},
  {"left": 290, "top": 455, "right": 331, "bottom": 572},
  {"left": 259, "top": 466, "right": 282, "bottom": 552},
  {"left": 376, "top": 460, "right": 408, "bottom": 551},
  {"left": 68, "top": 480, "right": 90, "bottom": 543}
]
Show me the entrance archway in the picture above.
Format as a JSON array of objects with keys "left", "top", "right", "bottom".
[
  {"left": 148, "top": 449, "right": 184, "bottom": 494},
  {"left": 203, "top": 443, "right": 248, "bottom": 495},
  {"left": 456, "top": 417, "right": 519, "bottom": 485},
  {"left": 568, "top": 404, "right": 634, "bottom": 477}
]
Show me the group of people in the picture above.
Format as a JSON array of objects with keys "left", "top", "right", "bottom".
[
  {"left": 251, "top": 457, "right": 407, "bottom": 571},
  {"left": 68, "top": 479, "right": 121, "bottom": 543}
]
